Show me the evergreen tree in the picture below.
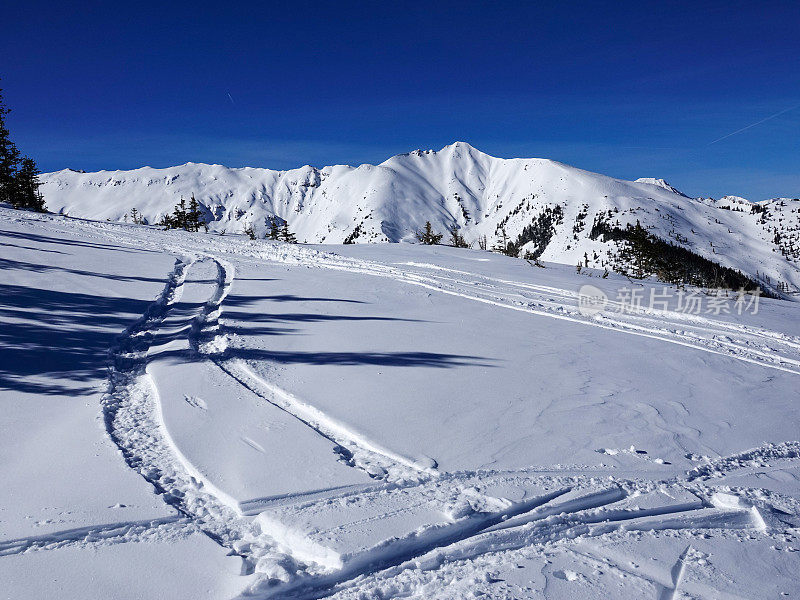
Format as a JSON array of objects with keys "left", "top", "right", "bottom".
[
  {"left": 492, "top": 227, "right": 517, "bottom": 255},
  {"left": 0, "top": 84, "right": 43, "bottom": 211},
  {"left": 0, "top": 84, "right": 20, "bottom": 207},
  {"left": 448, "top": 224, "right": 469, "bottom": 248},
  {"left": 187, "top": 194, "right": 203, "bottom": 232},
  {"left": 14, "top": 157, "right": 46, "bottom": 212},
  {"left": 244, "top": 223, "right": 256, "bottom": 240},
  {"left": 172, "top": 197, "right": 188, "bottom": 230},
  {"left": 267, "top": 216, "right": 281, "bottom": 240},
  {"left": 416, "top": 221, "right": 443, "bottom": 245},
  {"left": 280, "top": 220, "right": 297, "bottom": 243}
]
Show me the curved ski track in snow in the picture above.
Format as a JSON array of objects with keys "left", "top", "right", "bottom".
[
  {"left": 189, "top": 255, "right": 438, "bottom": 481},
  {"left": 101, "top": 254, "right": 325, "bottom": 580},
  {"left": 99, "top": 250, "right": 440, "bottom": 583},
  {"left": 215, "top": 360, "right": 439, "bottom": 481}
]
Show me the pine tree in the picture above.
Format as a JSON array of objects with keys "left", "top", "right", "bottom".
[
  {"left": 14, "top": 157, "right": 46, "bottom": 212},
  {"left": 244, "top": 223, "right": 256, "bottom": 240},
  {"left": 492, "top": 227, "right": 516, "bottom": 255},
  {"left": 416, "top": 221, "right": 443, "bottom": 245},
  {"left": 0, "top": 84, "right": 21, "bottom": 207},
  {"left": 187, "top": 194, "right": 203, "bottom": 232},
  {"left": 267, "top": 216, "right": 281, "bottom": 240},
  {"left": 172, "top": 197, "right": 188, "bottom": 230},
  {"left": 280, "top": 220, "right": 297, "bottom": 243},
  {"left": 0, "top": 84, "right": 45, "bottom": 211},
  {"left": 448, "top": 224, "right": 469, "bottom": 248}
]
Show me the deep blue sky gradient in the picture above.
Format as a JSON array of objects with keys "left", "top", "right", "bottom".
[{"left": 2, "top": 1, "right": 799, "bottom": 199}]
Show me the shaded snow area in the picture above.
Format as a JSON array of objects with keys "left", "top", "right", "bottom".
[{"left": 2, "top": 206, "right": 800, "bottom": 599}]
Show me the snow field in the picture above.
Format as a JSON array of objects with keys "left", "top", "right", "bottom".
[{"left": 1, "top": 208, "right": 800, "bottom": 598}]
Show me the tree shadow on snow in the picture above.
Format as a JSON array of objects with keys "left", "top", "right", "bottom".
[
  {"left": 213, "top": 284, "right": 493, "bottom": 369},
  {"left": 225, "top": 348, "right": 492, "bottom": 368},
  {"left": 0, "top": 283, "right": 152, "bottom": 395},
  {"left": 0, "top": 228, "right": 160, "bottom": 255},
  {"left": 0, "top": 257, "right": 174, "bottom": 284},
  {"left": 0, "top": 224, "right": 494, "bottom": 395}
]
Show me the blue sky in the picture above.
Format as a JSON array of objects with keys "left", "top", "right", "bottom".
[{"left": 2, "top": 1, "right": 799, "bottom": 200}]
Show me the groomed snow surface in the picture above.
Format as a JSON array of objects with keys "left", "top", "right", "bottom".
[{"left": 2, "top": 206, "right": 800, "bottom": 599}]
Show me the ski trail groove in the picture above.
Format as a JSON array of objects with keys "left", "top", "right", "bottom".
[
  {"left": 307, "top": 256, "right": 800, "bottom": 377},
  {"left": 659, "top": 545, "right": 691, "bottom": 600},
  {"left": 102, "top": 255, "right": 320, "bottom": 582},
  {"left": 387, "top": 267, "right": 800, "bottom": 376},
  {"left": 246, "top": 483, "right": 759, "bottom": 600},
  {"left": 216, "top": 360, "right": 438, "bottom": 482},
  {"left": 198, "top": 257, "right": 438, "bottom": 483},
  {"left": 0, "top": 516, "right": 191, "bottom": 556}
]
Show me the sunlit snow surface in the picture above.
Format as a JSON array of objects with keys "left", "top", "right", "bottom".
[{"left": 2, "top": 207, "right": 799, "bottom": 599}]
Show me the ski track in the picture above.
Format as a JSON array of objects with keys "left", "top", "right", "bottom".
[
  {"left": 380, "top": 266, "right": 800, "bottom": 377},
  {"left": 216, "top": 360, "right": 438, "bottom": 482},
  {"left": 0, "top": 516, "right": 192, "bottom": 557},
  {"left": 95, "top": 246, "right": 445, "bottom": 585},
  {"left": 101, "top": 254, "right": 321, "bottom": 581},
  {"left": 658, "top": 545, "right": 691, "bottom": 600},
  {"left": 684, "top": 440, "right": 800, "bottom": 481},
  {"left": 189, "top": 254, "right": 437, "bottom": 482},
  {"left": 4, "top": 212, "right": 800, "bottom": 598},
  {"left": 255, "top": 485, "right": 761, "bottom": 600}
]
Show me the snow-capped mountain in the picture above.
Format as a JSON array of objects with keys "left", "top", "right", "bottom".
[
  {"left": 633, "top": 177, "right": 688, "bottom": 197},
  {"left": 39, "top": 142, "right": 800, "bottom": 295}
]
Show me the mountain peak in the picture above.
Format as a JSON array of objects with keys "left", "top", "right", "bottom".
[
  {"left": 440, "top": 140, "right": 483, "bottom": 154},
  {"left": 634, "top": 178, "right": 687, "bottom": 197}
]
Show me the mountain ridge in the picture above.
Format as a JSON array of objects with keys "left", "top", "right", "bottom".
[{"left": 39, "top": 142, "right": 800, "bottom": 296}]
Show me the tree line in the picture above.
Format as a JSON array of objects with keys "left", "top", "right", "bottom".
[
  {"left": 590, "top": 215, "right": 770, "bottom": 295},
  {"left": 147, "top": 196, "right": 298, "bottom": 243},
  {"left": 244, "top": 216, "right": 297, "bottom": 242},
  {"left": 0, "top": 83, "right": 45, "bottom": 212}
]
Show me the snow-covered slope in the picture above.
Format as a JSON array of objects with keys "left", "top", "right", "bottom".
[
  {"left": 40, "top": 142, "right": 800, "bottom": 294},
  {"left": 3, "top": 208, "right": 800, "bottom": 599}
]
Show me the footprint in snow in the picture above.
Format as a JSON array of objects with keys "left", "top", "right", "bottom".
[
  {"left": 553, "top": 569, "right": 585, "bottom": 582},
  {"left": 184, "top": 395, "right": 207, "bottom": 410}
]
